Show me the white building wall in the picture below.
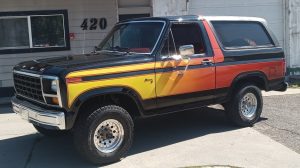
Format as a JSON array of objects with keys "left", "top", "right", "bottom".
[
  {"left": 0, "top": 0, "right": 118, "bottom": 87},
  {"left": 152, "top": 0, "right": 187, "bottom": 16},
  {"left": 288, "top": 0, "right": 300, "bottom": 70},
  {"left": 188, "top": 0, "right": 284, "bottom": 46}
]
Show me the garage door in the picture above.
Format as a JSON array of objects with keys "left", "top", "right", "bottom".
[{"left": 188, "top": 0, "right": 284, "bottom": 46}]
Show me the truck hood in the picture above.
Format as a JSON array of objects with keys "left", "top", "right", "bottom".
[{"left": 14, "top": 52, "right": 153, "bottom": 76}]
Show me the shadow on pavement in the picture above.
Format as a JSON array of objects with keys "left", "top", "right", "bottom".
[
  {"left": 0, "top": 106, "right": 239, "bottom": 168},
  {"left": 0, "top": 104, "right": 12, "bottom": 114}
]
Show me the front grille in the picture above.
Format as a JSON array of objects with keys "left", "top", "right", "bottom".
[{"left": 13, "top": 72, "right": 44, "bottom": 103}]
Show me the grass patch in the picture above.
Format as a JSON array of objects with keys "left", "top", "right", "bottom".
[
  {"left": 289, "top": 83, "right": 300, "bottom": 88},
  {"left": 288, "top": 79, "right": 300, "bottom": 88},
  {"left": 288, "top": 76, "right": 300, "bottom": 88}
]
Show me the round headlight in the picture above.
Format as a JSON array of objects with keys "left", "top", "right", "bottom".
[{"left": 51, "top": 80, "right": 58, "bottom": 92}]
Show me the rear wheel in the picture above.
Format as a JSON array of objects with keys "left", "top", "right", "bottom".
[
  {"left": 74, "top": 105, "right": 134, "bottom": 165},
  {"left": 224, "top": 84, "right": 263, "bottom": 127}
]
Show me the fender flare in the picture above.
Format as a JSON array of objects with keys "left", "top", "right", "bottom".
[
  {"left": 66, "top": 87, "right": 146, "bottom": 129},
  {"left": 226, "top": 71, "right": 268, "bottom": 99},
  {"left": 71, "top": 86, "right": 144, "bottom": 113}
]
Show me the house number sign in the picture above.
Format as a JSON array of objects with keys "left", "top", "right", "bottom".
[{"left": 81, "top": 18, "right": 107, "bottom": 30}]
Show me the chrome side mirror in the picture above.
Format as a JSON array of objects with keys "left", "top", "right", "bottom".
[
  {"left": 179, "top": 45, "right": 195, "bottom": 57},
  {"left": 161, "top": 45, "right": 194, "bottom": 62}
]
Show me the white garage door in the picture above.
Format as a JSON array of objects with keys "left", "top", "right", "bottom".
[{"left": 188, "top": 0, "right": 284, "bottom": 46}]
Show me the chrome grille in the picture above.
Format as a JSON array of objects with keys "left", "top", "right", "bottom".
[{"left": 13, "top": 72, "right": 44, "bottom": 103}]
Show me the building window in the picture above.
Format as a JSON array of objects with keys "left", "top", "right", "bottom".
[
  {"left": 0, "top": 10, "right": 70, "bottom": 54},
  {"left": 0, "top": 17, "right": 29, "bottom": 49},
  {"left": 212, "top": 21, "right": 274, "bottom": 49}
]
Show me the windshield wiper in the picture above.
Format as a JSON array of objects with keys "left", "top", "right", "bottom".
[
  {"left": 110, "top": 46, "right": 129, "bottom": 52},
  {"left": 95, "top": 46, "right": 137, "bottom": 55},
  {"left": 110, "top": 46, "right": 137, "bottom": 55}
]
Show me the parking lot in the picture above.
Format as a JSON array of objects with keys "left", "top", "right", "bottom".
[{"left": 1, "top": 89, "right": 300, "bottom": 168}]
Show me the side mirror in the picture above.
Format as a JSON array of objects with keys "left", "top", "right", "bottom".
[
  {"left": 92, "top": 46, "right": 100, "bottom": 54},
  {"left": 179, "top": 45, "right": 195, "bottom": 57},
  {"left": 161, "top": 45, "right": 194, "bottom": 62}
]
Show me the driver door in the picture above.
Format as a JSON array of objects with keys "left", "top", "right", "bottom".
[{"left": 155, "top": 22, "right": 216, "bottom": 109}]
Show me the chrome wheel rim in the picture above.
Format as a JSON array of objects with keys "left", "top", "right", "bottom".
[
  {"left": 93, "top": 119, "right": 124, "bottom": 153},
  {"left": 240, "top": 93, "right": 258, "bottom": 119}
]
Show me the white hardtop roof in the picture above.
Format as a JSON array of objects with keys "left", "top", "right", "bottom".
[{"left": 201, "top": 16, "right": 267, "bottom": 24}]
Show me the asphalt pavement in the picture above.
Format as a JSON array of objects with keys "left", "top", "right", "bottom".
[
  {"left": 1, "top": 89, "right": 300, "bottom": 168},
  {"left": 254, "top": 93, "right": 300, "bottom": 154}
]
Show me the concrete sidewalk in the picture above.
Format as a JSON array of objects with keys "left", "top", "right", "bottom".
[
  {"left": 1, "top": 106, "right": 300, "bottom": 168},
  {"left": 104, "top": 128, "right": 300, "bottom": 168}
]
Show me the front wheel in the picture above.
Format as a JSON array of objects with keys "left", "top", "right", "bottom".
[
  {"left": 224, "top": 84, "right": 263, "bottom": 127},
  {"left": 74, "top": 105, "right": 134, "bottom": 165}
]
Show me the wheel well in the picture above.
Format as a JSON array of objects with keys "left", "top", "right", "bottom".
[
  {"left": 232, "top": 75, "right": 267, "bottom": 92},
  {"left": 77, "top": 93, "right": 142, "bottom": 120}
]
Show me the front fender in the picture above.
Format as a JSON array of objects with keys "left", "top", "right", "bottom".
[
  {"left": 65, "top": 86, "right": 146, "bottom": 129},
  {"left": 71, "top": 87, "right": 144, "bottom": 113}
]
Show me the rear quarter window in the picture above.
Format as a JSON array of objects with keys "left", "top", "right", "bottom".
[{"left": 211, "top": 21, "right": 274, "bottom": 49}]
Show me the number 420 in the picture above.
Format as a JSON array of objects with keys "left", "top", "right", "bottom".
[{"left": 81, "top": 18, "right": 107, "bottom": 30}]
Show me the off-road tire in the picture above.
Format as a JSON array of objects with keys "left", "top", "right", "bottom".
[
  {"left": 73, "top": 105, "right": 134, "bottom": 165},
  {"left": 224, "top": 84, "right": 263, "bottom": 127}
]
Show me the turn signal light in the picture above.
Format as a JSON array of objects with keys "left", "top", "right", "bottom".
[
  {"left": 66, "top": 77, "right": 82, "bottom": 84},
  {"left": 52, "top": 97, "right": 59, "bottom": 105}
]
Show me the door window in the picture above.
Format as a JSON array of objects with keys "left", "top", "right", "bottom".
[{"left": 160, "top": 22, "right": 206, "bottom": 57}]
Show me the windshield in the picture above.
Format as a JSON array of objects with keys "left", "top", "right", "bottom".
[{"left": 98, "top": 21, "right": 165, "bottom": 54}]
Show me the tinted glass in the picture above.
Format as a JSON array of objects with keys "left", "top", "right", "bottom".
[
  {"left": 0, "top": 18, "right": 29, "bottom": 49},
  {"left": 31, "top": 15, "right": 65, "bottom": 48},
  {"left": 172, "top": 23, "right": 205, "bottom": 54},
  {"left": 212, "top": 21, "right": 274, "bottom": 48},
  {"left": 100, "top": 22, "right": 164, "bottom": 53},
  {"left": 161, "top": 23, "right": 205, "bottom": 56}
]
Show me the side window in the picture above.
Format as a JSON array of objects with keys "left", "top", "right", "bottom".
[
  {"left": 160, "top": 22, "right": 206, "bottom": 57},
  {"left": 212, "top": 21, "right": 274, "bottom": 49}
]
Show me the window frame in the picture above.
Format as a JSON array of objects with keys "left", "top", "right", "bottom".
[
  {"left": 210, "top": 21, "right": 275, "bottom": 51},
  {"left": 98, "top": 20, "right": 167, "bottom": 55},
  {"left": 159, "top": 21, "right": 213, "bottom": 59},
  {"left": 0, "top": 10, "right": 70, "bottom": 54}
]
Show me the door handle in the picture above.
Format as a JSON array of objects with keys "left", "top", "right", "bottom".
[
  {"left": 144, "top": 78, "right": 153, "bottom": 83},
  {"left": 202, "top": 59, "right": 213, "bottom": 65}
]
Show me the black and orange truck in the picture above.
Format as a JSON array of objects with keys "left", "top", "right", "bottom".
[{"left": 12, "top": 15, "right": 287, "bottom": 164}]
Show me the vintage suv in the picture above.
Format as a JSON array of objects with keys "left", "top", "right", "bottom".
[{"left": 12, "top": 15, "right": 287, "bottom": 164}]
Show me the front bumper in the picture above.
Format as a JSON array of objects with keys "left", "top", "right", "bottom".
[{"left": 12, "top": 96, "right": 66, "bottom": 130}]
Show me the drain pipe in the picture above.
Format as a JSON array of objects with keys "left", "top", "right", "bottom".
[{"left": 283, "top": 0, "right": 290, "bottom": 75}]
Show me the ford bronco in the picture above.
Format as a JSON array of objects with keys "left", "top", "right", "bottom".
[{"left": 12, "top": 15, "right": 287, "bottom": 164}]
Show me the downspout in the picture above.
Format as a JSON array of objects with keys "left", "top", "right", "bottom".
[
  {"left": 283, "top": 0, "right": 290, "bottom": 73},
  {"left": 185, "top": 0, "right": 190, "bottom": 15},
  {"left": 115, "top": 0, "right": 119, "bottom": 22}
]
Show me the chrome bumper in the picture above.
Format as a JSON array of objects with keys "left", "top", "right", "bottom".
[{"left": 12, "top": 97, "right": 66, "bottom": 130}]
